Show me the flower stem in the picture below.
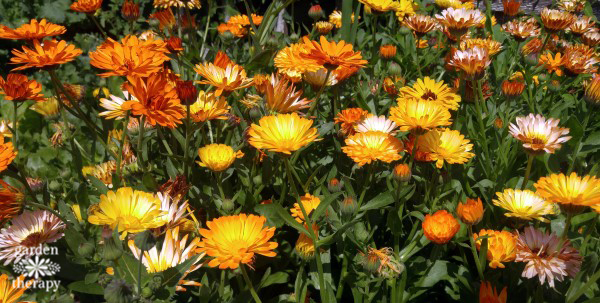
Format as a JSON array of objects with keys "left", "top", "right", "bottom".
[
  {"left": 137, "top": 116, "right": 145, "bottom": 170},
  {"left": 240, "top": 265, "right": 262, "bottom": 303},
  {"left": 183, "top": 103, "right": 192, "bottom": 178},
  {"left": 12, "top": 102, "right": 18, "bottom": 149},
  {"left": 467, "top": 226, "right": 485, "bottom": 280},
  {"left": 568, "top": 109, "right": 591, "bottom": 174},
  {"left": 307, "top": 69, "right": 332, "bottom": 118},
  {"left": 88, "top": 14, "right": 108, "bottom": 39},
  {"left": 115, "top": 112, "right": 130, "bottom": 187},
  {"left": 538, "top": 33, "right": 551, "bottom": 60},
  {"left": 521, "top": 154, "right": 534, "bottom": 190},
  {"left": 475, "top": 80, "right": 493, "bottom": 174}
]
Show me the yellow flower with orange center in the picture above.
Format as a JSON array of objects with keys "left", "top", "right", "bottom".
[
  {"left": 474, "top": 229, "right": 516, "bottom": 269},
  {"left": 301, "top": 36, "right": 368, "bottom": 71},
  {"left": 0, "top": 136, "right": 17, "bottom": 173},
  {"left": 400, "top": 77, "right": 461, "bottom": 110},
  {"left": 422, "top": 210, "right": 460, "bottom": 244},
  {"left": 539, "top": 52, "right": 564, "bottom": 76},
  {"left": 534, "top": 172, "right": 600, "bottom": 213},
  {"left": 342, "top": 131, "right": 404, "bottom": 166},
  {"left": 291, "top": 194, "right": 321, "bottom": 223},
  {"left": 359, "top": 0, "right": 401, "bottom": 13},
  {"left": 70, "top": 0, "right": 103, "bottom": 13},
  {"left": 190, "top": 91, "right": 230, "bottom": 122},
  {"left": 390, "top": 98, "right": 452, "bottom": 134},
  {"left": 10, "top": 39, "right": 82, "bottom": 71},
  {"left": 0, "top": 74, "right": 45, "bottom": 102},
  {"left": 415, "top": 128, "right": 474, "bottom": 168},
  {"left": 197, "top": 144, "right": 244, "bottom": 172},
  {"left": 456, "top": 198, "right": 484, "bottom": 225},
  {"left": 540, "top": 8, "right": 575, "bottom": 32},
  {"left": 197, "top": 213, "right": 278, "bottom": 269},
  {"left": 194, "top": 63, "right": 253, "bottom": 97},
  {"left": 493, "top": 189, "right": 555, "bottom": 222},
  {"left": 479, "top": 281, "right": 508, "bottom": 303},
  {"left": 0, "top": 19, "right": 66, "bottom": 40},
  {"left": 460, "top": 38, "right": 503, "bottom": 56},
  {"left": 248, "top": 113, "right": 319, "bottom": 154}
]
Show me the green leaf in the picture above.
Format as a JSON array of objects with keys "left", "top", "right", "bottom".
[
  {"left": 68, "top": 281, "right": 104, "bottom": 295},
  {"left": 311, "top": 192, "right": 343, "bottom": 222},
  {"left": 160, "top": 256, "right": 198, "bottom": 288},
  {"left": 254, "top": 204, "right": 285, "bottom": 228},
  {"left": 360, "top": 192, "right": 395, "bottom": 211},
  {"left": 259, "top": 271, "right": 289, "bottom": 289},
  {"left": 119, "top": 253, "right": 150, "bottom": 287}
]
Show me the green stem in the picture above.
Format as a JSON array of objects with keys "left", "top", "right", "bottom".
[
  {"left": 240, "top": 265, "right": 262, "bottom": 303},
  {"left": 307, "top": 69, "right": 333, "bottom": 118},
  {"left": 183, "top": 103, "right": 192, "bottom": 178},
  {"left": 475, "top": 80, "right": 493, "bottom": 174},
  {"left": 137, "top": 116, "right": 145, "bottom": 170},
  {"left": 568, "top": 109, "right": 591, "bottom": 174},
  {"left": 12, "top": 102, "right": 18, "bottom": 149},
  {"left": 218, "top": 270, "right": 226, "bottom": 296},
  {"left": 88, "top": 14, "right": 108, "bottom": 39},
  {"left": 521, "top": 154, "right": 534, "bottom": 190},
  {"left": 538, "top": 33, "right": 551, "bottom": 60},
  {"left": 115, "top": 112, "right": 130, "bottom": 187},
  {"left": 137, "top": 247, "right": 145, "bottom": 295},
  {"left": 567, "top": 264, "right": 600, "bottom": 303},
  {"left": 415, "top": 39, "right": 423, "bottom": 77},
  {"left": 335, "top": 253, "right": 348, "bottom": 300},
  {"left": 467, "top": 226, "right": 485, "bottom": 280}
]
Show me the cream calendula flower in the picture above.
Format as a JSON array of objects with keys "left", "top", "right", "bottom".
[
  {"left": 460, "top": 38, "right": 503, "bottom": 56},
  {"left": 355, "top": 114, "right": 399, "bottom": 135},
  {"left": 509, "top": 114, "right": 571, "bottom": 154},
  {"left": 399, "top": 77, "right": 461, "bottom": 110},
  {"left": 493, "top": 189, "right": 555, "bottom": 222},
  {"left": 197, "top": 144, "right": 244, "bottom": 172},
  {"left": 416, "top": 128, "right": 474, "bottom": 168},
  {"left": 389, "top": 98, "right": 452, "bottom": 134},
  {"left": 99, "top": 91, "right": 136, "bottom": 120},
  {"left": 446, "top": 46, "right": 491, "bottom": 80},
  {"left": 248, "top": 113, "right": 319, "bottom": 154},
  {"left": 435, "top": 8, "right": 483, "bottom": 36},
  {"left": 190, "top": 91, "right": 230, "bottom": 122},
  {"left": 342, "top": 131, "right": 404, "bottom": 166}
]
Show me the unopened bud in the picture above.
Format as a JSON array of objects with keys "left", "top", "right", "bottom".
[
  {"left": 328, "top": 178, "right": 343, "bottom": 192},
  {"left": 340, "top": 196, "right": 357, "bottom": 215},
  {"left": 393, "top": 164, "right": 411, "bottom": 182},
  {"left": 308, "top": 5, "right": 325, "bottom": 20}
]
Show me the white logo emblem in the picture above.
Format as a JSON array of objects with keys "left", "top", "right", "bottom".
[{"left": 13, "top": 255, "right": 61, "bottom": 279}]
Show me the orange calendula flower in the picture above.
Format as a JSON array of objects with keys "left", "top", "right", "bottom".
[
  {"left": 480, "top": 281, "right": 507, "bottom": 303},
  {"left": 0, "top": 136, "right": 17, "bottom": 173},
  {"left": 403, "top": 14, "right": 438, "bottom": 37},
  {"left": 379, "top": 44, "right": 397, "bottom": 59},
  {"left": 501, "top": 80, "right": 525, "bottom": 99},
  {"left": 508, "top": 114, "right": 571, "bottom": 154},
  {"left": 70, "top": 0, "right": 103, "bottom": 13},
  {"left": 456, "top": 197, "right": 484, "bottom": 225},
  {"left": 264, "top": 74, "right": 312, "bottom": 113},
  {"left": 539, "top": 52, "right": 563, "bottom": 76},
  {"left": 197, "top": 144, "right": 244, "bottom": 172},
  {"left": 474, "top": 229, "right": 517, "bottom": 269},
  {"left": 535, "top": 172, "right": 600, "bottom": 213},
  {"left": 295, "top": 223, "right": 318, "bottom": 260},
  {"left": 301, "top": 36, "right": 368, "bottom": 71},
  {"left": 122, "top": 73, "right": 185, "bottom": 128},
  {"left": 291, "top": 194, "right": 321, "bottom": 223},
  {"left": 422, "top": 210, "right": 460, "bottom": 244},
  {"left": 198, "top": 214, "right": 278, "bottom": 269},
  {"left": 0, "top": 19, "right": 66, "bottom": 40},
  {"left": 393, "top": 163, "right": 412, "bottom": 182},
  {"left": 190, "top": 91, "right": 230, "bottom": 122},
  {"left": 10, "top": 39, "right": 82, "bottom": 71},
  {"left": 217, "top": 23, "right": 248, "bottom": 38},
  {"left": 390, "top": 98, "right": 452, "bottom": 134},
  {"left": 194, "top": 63, "right": 253, "bottom": 97},
  {"left": 359, "top": 0, "right": 400, "bottom": 12},
  {"left": 248, "top": 113, "right": 319, "bottom": 154},
  {"left": 415, "top": 128, "right": 474, "bottom": 168},
  {"left": 400, "top": 77, "right": 461, "bottom": 110},
  {"left": 0, "top": 274, "right": 34, "bottom": 303},
  {"left": 90, "top": 35, "right": 171, "bottom": 78},
  {"left": 561, "top": 44, "right": 600, "bottom": 75},
  {"left": 582, "top": 31, "right": 600, "bottom": 47},
  {"left": 228, "top": 14, "right": 263, "bottom": 27},
  {"left": 335, "top": 108, "right": 369, "bottom": 136},
  {"left": 0, "top": 180, "right": 23, "bottom": 222},
  {"left": 584, "top": 73, "right": 600, "bottom": 104},
  {"left": 0, "top": 74, "right": 45, "bottom": 102},
  {"left": 460, "top": 38, "right": 503, "bottom": 56},
  {"left": 315, "top": 21, "right": 334, "bottom": 35},
  {"left": 446, "top": 46, "right": 491, "bottom": 80},
  {"left": 502, "top": 0, "right": 521, "bottom": 16},
  {"left": 342, "top": 131, "right": 404, "bottom": 166},
  {"left": 540, "top": 8, "right": 575, "bottom": 33},
  {"left": 274, "top": 43, "right": 322, "bottom": 81},
  {"left": 149, "top": 9, "right": 176, "bottom": 30},
  {"left": 121, "top": 0, "right": 140, "bottom": 21}
]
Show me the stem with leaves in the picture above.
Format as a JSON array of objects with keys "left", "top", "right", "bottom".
[{"left": 240, "top": 265, "right": 262, "bottom": 303}]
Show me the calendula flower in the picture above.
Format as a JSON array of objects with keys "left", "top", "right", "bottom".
[
  {"left": 503, "top": 20, "right": 540, "bottom": 41},
  {"left": 403, "top": 14, "right": 438, "bottom": 37},
  {"left": 274, "top": 43, "right": 322, "bottom": 81},
  {"left": 90, "top": 35, "right": 171, "bottom": 78},
  {"left": 479, "top": 281, "right": 508, "bottom": 303},
  {"left": 538, "top": 52, "right": 564, "bottom": 76},
  {"left": 291, "top": 194, "right": 321, "bottom": 223},
  {"left": 335, "top": 108, "right": 369, "bottom": 136},
  {"left": 0, "top": 19, "right": 66, "bottom": 40},
  {"left": 561, "top": 44, "right": 600, "bottom": 75},
  {"left": 584, "top": 73, "right": 600, "bottom": 104},
  {"left": 423, "top": 210, "right": 460, "bottom": 244},
  {"left": 228, "top": 14, "right": 263, "bottom": 27},
  {"left": 295, "top": 224, "right": 318, "bottom": 260},
  {"left": 88, "top": 187, "right": 168, "bottom": 237},
  {"left": 509, "top": 114, "right": 571, "bottom": 154},
  {"left": 0, "top": 210, "right": 65, "bottom": 265},
  {"left": 355, "top": 114, "right": 398, "bottom": 135},
  {"left": 360, "top": 247, "right": 404, "bottom": 278},
  {"left": 0, "top": 121, "right": 12, "bottom": 138},
  {"left": 446, "top": 46, "right": 491, "bottom": 80},
  {"left": 392, "top": 163, "right": 412, "bottom": 182},
  {"left": 149, "top": 9, "right": 176, "bottom": 30},
  {"left": 121, "top": 0, "right": 140, "bottom": 21},
  {"left": 0, "top": 274, "right": 34, "bottom": 303},
  {"left": 0, "top": 180, "right": 22, "bottom": 223},
  {"left": 315, "top": 21, "right": 334, "bottom": 34},
  {"left": 196, "top": 144, "right": 244, "bottom": 172},
  {"left": 379, "top": 44, "right": 397, "bottom": 59},
  {"left": 0, "top": 136, "right": 17, "bottom": 173},
  {"left": 359, "top": 0, "right": 400, "bottom": 13},
  {"left": 390, "top": 98, "right": 452, "bottom": 134},
  {"left": 98, "top": 91, "right": 134, "bottom": 120},
  {"left": 10, "top": 39, "right": 82, "bottom": 71},
  {"left": 301, "top": 36, "right": 367, "bottom": 71},
  {"left": 502, "top": 0, "right": 520, "bottom": 16},
  {"left": 70, "top": 0, "right": 103, "bottom": 13},
  {"left": 0, "top": 74, "right": 45, "bottom": 102},
  {"left": 400, "top": 77, "right": 461, "bottom": 110},
  {"left": 198, "top": 214, "right": 278, "bottom": 269},
  {"left": 217, "top": 23, "right": 247, "bottom": 38},
  {"left": 239, "top": 94, "right": 262, "bottom": 109},
  {"left": 153, "top": 0, "right": 201, "bottom": 9},
  {"left": 415, "top": 128, "right": 474, "bottom": 168},
  {"left": 30, "top": 97, "right": 59, "bottom": 119},
  {"left": 457, "top": 198, "right": 484, "bottom": 225},
  {"left": 82, "top": 161, "right": 117, "bottom": 187},
  {"left": 521, "top": 38, "right": 545, "bottom": 55},
  {"left": 474, "top": 229, "right": 517, "bottom": 269},
  {"left": 122, "top": 73, "right": 185, "bottom": 128},
  {"left": 460, "top": 38, "right": 503, "bottom": 56},
  {"left": 248, "top": 113, "right": 319, "bottom": 154},
  {"left": 263, "top": 74, "right": 312, "bottom": 113},
  {"left": 502, "top": 80, "right": 525, "bottom": 99},
  {"left": 189, "top": 91, "right": 230, "bottom": 122},
  {"left": 194, "top": 63, "right": 253, "bottom": 97},
  {"left": 535, "top": 172, "right": 600, "bottom": 213},
  {"left": 304, "top": 69, "right": 339, "bottom": 89},
  {"left": 435, "top": 8, "right": 483, "bottom": 37},
  {"left": 570, "top": 16, "right": 595, "bottom": 35},
  {"left": 582, "top": 31, "right": 600, "bottom": 47},
  {"left": 515, "top": 226, "right": 581, "bottom": 288},
  {"left": 493, "top": 189, "right": 555, "bottom": 222},
  {"left": 394, "top": 0, "right": 418, "bottom": 21},
  {"left": 129, "top": 227, "right": 203, "bottom": 291},
  {"left": 540, "top": 8, "right": 575, "bottom": 33},
  {"left": 342, "top": 131, "right": 404, "bottom": 166},
  {"left": 435, "top": 0, "right": 473, "bottom": 9}
]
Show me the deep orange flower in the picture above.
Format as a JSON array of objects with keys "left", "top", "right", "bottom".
[
  {"left": 90, "top": 35, "right": 171, "bottom": 78},
  {"left": 474, "top": 229, "right": 517, "bottom": 269},
  {"left": 0, "top": 136, "right": 17, "bottom": 173},
  {"left": 501, "top": 80, "right": 525, "bottom": 99},
  {"left": 217, "top": 23, "right": 248, "bottom": 38},
  {"left": 422, "top": 210, "right": 460, "bottom": 244},
  {"left": 227, "top": 14, "right": 263, "bottom": 27},
  {"left": 121, "top": 0, "right": 140, "bottom": 21},
  {"left": 403, "top": 134, "right": 435, "bottom": 162},
  {"left": 194, "top": 62, "right": 253, "bottom": 97},
  {"left": 0, "top": 19, "right": 66, "bottom": 40},
  {"left": 166, "top": 37, "right": 183, "bottom": 53},
  {"left": 70, "top": 0, "right": 103, "bottom": 13},
  {"left": 122, "top": 73, "right": 185, "bottom": 128},
  {"left": 334, "top": 108, "right": 369, "bottom": 136},
  {"left": 175, "top": 80, "right": 197, "bottom": 105},
  {"left": 456, "top": 198, "right": 484, "bottom": 225},
  {"left": 502, "top": 0, "right": 521, "bottom": 16},
  {"left": 213, "top": 51, "right": 234, "bottom": 69},
  {"left": 480, "top": 281, "right": 508, "bottom": 303},
  {"left": 149, "top": 9, "right": 176, "bottom": 30},
  {"left": 301, "top": 36, "right": 367, "bottom": 71},
  {"left": 10, "top": 39, "right": 82, "bottom": 71},
  {"left": 379, "top": 44, "right": 397, "bottom": 59},
  {"left": 0, "top": 74, "right": 45, "bottom": 102},
  {"left": 539, "top": 52, "right": 563, "bottom": 76},
  {"left": 561, "top": 44, "right": 599, "bottom": 75},
  {"left": 0, "top": 180, "right": 23, "bottom": 222},
  {"left": 274, "top": 43, "right": 322, "bottom": 81},
  {"left": 540, "top": 8, "right": 575, "bottom": 33}
]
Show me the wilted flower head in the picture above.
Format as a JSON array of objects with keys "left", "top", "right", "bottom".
[
  {"left": 509, "top": 114, "right": 571, "bottom": 154},
  {"left": 474, "top": 229, "right": 517, "bottom": 269},
  {"left": 493, "top": 189, "right": 555, "bottom": 222},
  {"left": 423, "top": 210, "right": 460, "bottom": 244},
  {"left": 190, "top": 91, "right": 230, "bottom": 122},
  {"left": 360, "top": 247, "right": 404, "bottom": 278}
]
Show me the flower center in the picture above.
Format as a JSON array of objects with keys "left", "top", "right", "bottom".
[
  {"left": 421, "top": 89, "right": 438, "bottom": 101},
  {"left": 20, "top": 232, "right": 44, "bottom": 247}
]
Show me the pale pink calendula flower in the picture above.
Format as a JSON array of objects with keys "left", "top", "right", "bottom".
[{"left": 509, "top": 114, "right": 571, "bottom": 154}]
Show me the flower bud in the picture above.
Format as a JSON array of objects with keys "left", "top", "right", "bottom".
[
  {"left": 494, "top": 117, "right": 504, "bottom": 129},
  {"left": 104, "top": 279, "right": 133, "bottom": 303},
  {"left": 456, "top": 198, "right": 484, "bottom": 225},
  {"left": 308, "top": 5, "right": 325, "bottom": 20},
  {"left": 328, "top": 178, "right": 343, "bottom": 192},
  {"left": 103, "top": 236, "right": 123, "bottom": 261},
  {"left": 548, "top": 79, "right": 561, "bottom": 92},
  {"left": 399, "top": 26, "right": 412, "bottom": 35},
  {"left": 121, "top": 0, "right": 140, "bottom": 21},
  {"left": 501, "top": 80, "right": 525, "bottom": 100},
  {"left": 134, "top": 230, "right": 157, "bottom": 251},
  {"left": 176, "top": 80, "right": 197, "bottom": 105},
  {"left": 388, "top": 62, "right": 402, "bottom": 76},
  {"left": 379, "top": 44, "right": 397, "bottom": 59},
  {"left": 315, "top": 21, "right": 334, "bottom": 35},
  {"left": 78, "top": 242, "right": 95, "bottom": 257},
  {"left": 340, "top": 196, "right": 357, "bottom": 215},
  {"left": 423, "top": 210, "right": 460, "bottom": 244},
  {"left": 249, "top": 107, "right": 262, "bottom": 119},
  {"left": 289, "top": 33, "right": 300, "bottom": 41},
  {"left": 141, "top": 287, "right": 153, "bottom": 298},
  {"left": 221, "top": 198, "right": 235, "bottom": 212},
  {"left": 266, "top": 36, "right": 279, "bottom": 48},
  {"left": 393, "top": 164, "right": 411, "bottom": 182}
]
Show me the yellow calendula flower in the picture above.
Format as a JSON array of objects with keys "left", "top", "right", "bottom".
[
  {"left": 30, "top": 97, "right": 60, "bottom": 119},
  {"left": 460, "top": 38, "right": 503, "bottom": 56},
  {"left": 342, "top": 131, "right": 404, "bottom": 166},
  {"left": 474, "top": 229, "right": 517, "bottom": 269},
  {"left": 190, "top": 91, "right": 230, "bottom": 122},
  {"left": 295, "top": 223, "right": 318, "bottom": 259},
  {"left": 291, "top": 193, "right": 321, "bottom": 223},
  {"left": 88, "top": 187, "right": 168, "bottom": 237},
  {"left": 399, "top": 77, "right": 461, "bottom": 110},
  {"left": 196, "top": 144, "right": 244, "bottom": 172},
  {"left": 359, "top": 0, "right": 401, "bottom": 13},
  {"left": 535, "top": 172, "right": 600, "bottom": 214},
  {"left": 493, "top": 189, "right": 555, "bottom": 222},
  {"left": 390, "top": 98, "right": 452, "bottom": 134},
  {"left": 416, "top": 128, "right": 474, "bottom": 168},
  {"left": 248, "top": 113, "right": 319, "bottom": 154}
]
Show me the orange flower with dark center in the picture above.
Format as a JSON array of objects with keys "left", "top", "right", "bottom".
[
  {"left": 0, "top": 180, "right": 23, "bottom": 223},
  {"left": 334, "top": 108, "right": 369, "bottom": 136},
  {"left": 561, "top": 44, "right": 599, "bottom": 75},
  {"left": 10, "top": 39, "right": 82, "bottom": 71},
  {"left": 122, "top": 73, "right": 185, "bottom": 128},
  {"left": 0, "top": 74, "right": 45, "bottom": 102},
  {"left": 301, "top": 36, "right": 367, "bottom": 71},
  {"left": 502, "top": 0, "right": 521, "bottom": 16},
  {"left": 149, "top": 9, "right": 176, "bottom": 30},
  {"left": 540, "top": 8, "right": 575, "bottom": 33},
  {"left": 122, "top": 0, "right": 140, "bottom": 21},
  {"left": 70, "top": 0, "right": 103, "bottom": 13},
  {"left": 89, "top": 35, "right": 171, "bottom": 78},
  {"left": 0, "top": 136, "right": 17, "bottom": 173},
  {"left": 0, "top": 19, "right": 66, "bottom": 40},
  {"left": 422, "top": 210, "right": 460, "bottom": 244}
]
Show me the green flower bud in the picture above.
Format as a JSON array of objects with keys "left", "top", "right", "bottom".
[
  {"left": 340, "top": 196, "right": 357, "bottom": 216},
  {"left": 221, "top": 198, "right": 235, "bottom": 212},
  {"left": 78, "top": 242, "right": 95, "bottom": 257},
  {"left": 388, "top": 62, "right": 402, "bottom": 76},
  {"left": 103, "top": 236, "right": 123, "bottom": 261},
  {"left": 141, "top": 287, "right": 153, "bottom": 298}
]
